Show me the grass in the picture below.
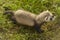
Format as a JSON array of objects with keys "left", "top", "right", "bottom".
[{"left": 0, "top": 0, "right": 60, "bottom": 40}]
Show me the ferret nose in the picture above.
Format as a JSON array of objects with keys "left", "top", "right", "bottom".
[{"left": 50, "top": 18, "right": 52, "bottom": 20}]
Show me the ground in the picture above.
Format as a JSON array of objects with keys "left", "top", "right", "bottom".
[{"left": 0, "top": 0, "right": 60, "bottom": 40}]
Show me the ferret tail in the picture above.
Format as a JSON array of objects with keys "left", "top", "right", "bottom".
[{"left": 3, "top": 7, "right": 14, "bottom": 15}]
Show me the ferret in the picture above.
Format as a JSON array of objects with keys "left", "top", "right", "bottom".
[{"left": 3, "top": 7, "right": 56, "bottom": 33}]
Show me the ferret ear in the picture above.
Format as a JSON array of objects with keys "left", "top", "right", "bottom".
[{"left": 46, "top": 10, "right": 49, "bottom": 12}]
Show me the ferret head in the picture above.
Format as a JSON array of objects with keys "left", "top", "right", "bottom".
[
  {"left": 44, "top": 10, "right": 56, "bottom": 22},
  {"left": 36, "top": 10, "right": 56, "bottom": 24}
]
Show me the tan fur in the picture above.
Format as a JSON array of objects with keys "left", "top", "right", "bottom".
[{"left": 14, "top": 10, "right": 37, "bottom": 26}]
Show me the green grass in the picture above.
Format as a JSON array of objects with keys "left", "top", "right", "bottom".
[{"left": 0, "top": 0, "right": 60, "bottom": 40}]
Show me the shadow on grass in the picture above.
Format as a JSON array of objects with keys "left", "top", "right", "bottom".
[{"left": 9, "top": 24, "right": 38, "bottom": 34}]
